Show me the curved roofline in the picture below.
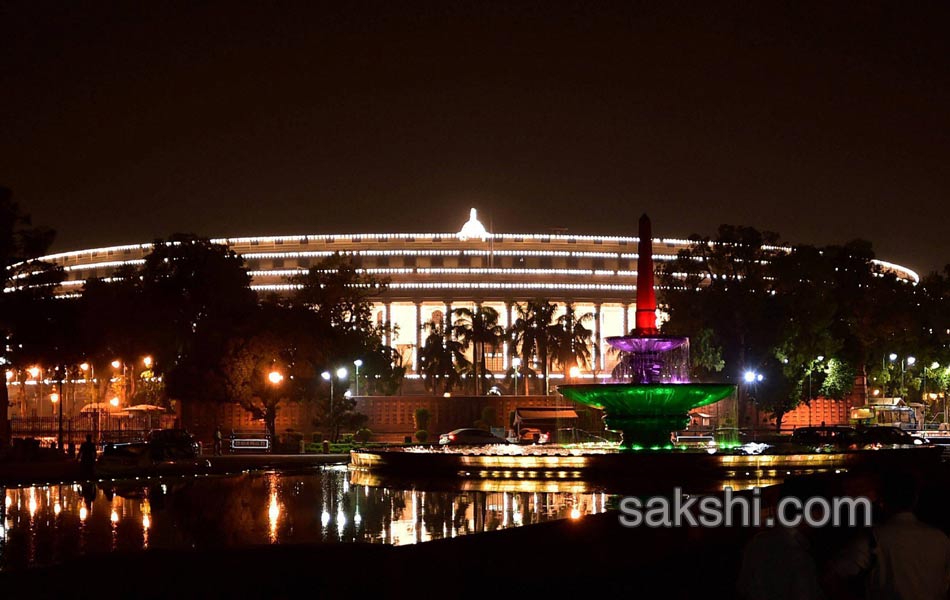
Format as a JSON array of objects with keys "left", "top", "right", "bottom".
[{"left": 12, "top": 232, "right": 920, "bottom": 284}]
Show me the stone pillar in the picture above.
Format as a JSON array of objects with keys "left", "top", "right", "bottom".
[
  {"left": 594, "top": 302, "right": 603, "bottom": 371},
  {"left": 445, "top": 302, "right": 453, "bottom": 338},
  {"left": 414, "top": 302, "right": 423, "bottom": 373},
  {"left": 505, "top": 301, "right": 515, "bottom": 370},
  {"left": 622, "top": 302, "right": 630, "bottom": 336},
  {"left": 384, "top": 302, "right": 392, "bottom": 347}
]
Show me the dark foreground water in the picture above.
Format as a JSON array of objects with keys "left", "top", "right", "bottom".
[{"left": 0, "top": 465, "right": 625, "bottom": 571}]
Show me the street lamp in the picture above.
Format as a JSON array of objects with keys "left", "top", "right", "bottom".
[
  {"left": 143, "top": 356, "right": 153, "bottom": 369},
  {"left": 322, "top": 368, "right": 348, "bottom": 441},
  {"left": 887, "top": 354, "right": 916, "bottom": 398},
  {"left": 28, "top": 366, "right": 41, "bottom": 416},
  {"left": 743, "top": 370, "right": 763, "bottom": 439},
  {"left": 807, "top": 356, "right": 825, "bottom": 427},
  {"left": 353, "top": 359, "right": 363, "bottom": 396},
  {"left": 51, "top": 391, "right": 63, "bottom": 451},
  {"left": 268, "top": 370, "right": 284, "bottom": 385}
]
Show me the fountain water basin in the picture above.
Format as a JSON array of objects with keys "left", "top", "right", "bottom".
[{"left": 557, "top": 382, "right": 735, "bottom": 450}]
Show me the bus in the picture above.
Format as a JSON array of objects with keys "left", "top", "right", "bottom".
[{"left": 849, "top": 399, "right": 920, "bottom": 431}]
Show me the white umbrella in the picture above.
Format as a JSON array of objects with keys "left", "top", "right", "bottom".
[
  {"left": 125, "top": 404, "right": 167, "bottom": 412},
  {"left": 125, "top": 404, "right": 168, "bottom": 430}
]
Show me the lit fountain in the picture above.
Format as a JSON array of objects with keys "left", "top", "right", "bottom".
[
  {"left": 349, "top": 214, "right": 943, "bottom": 492},
  {"left": 557, "top": 214, "right": 735, "bottom": 450}
]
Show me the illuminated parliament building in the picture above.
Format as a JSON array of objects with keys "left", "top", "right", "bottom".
[{"left": 20, "top": 208, "right": 919, "bottom": 386}]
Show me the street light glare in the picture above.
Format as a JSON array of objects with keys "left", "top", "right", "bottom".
[
  {"left": 321, "top": 371, "right": 331, "bottom": 381},
  {"left": 336, "top": 367, "right": 348, "bottom": 379},
  {"left": 353, "top": 359, "right": 363, "bottom": 368},
  {"left": 79, "top": 362, "right": 89, "bottom": 371},
  {"left": 268, "top": 371, "right": 284, "bottom": 384},
  {"left": 111, "top": 360, "right": 121, "bottom": 369},
  {"left": 817, "top": 355, "right": 824, "bottom": 362},
  {"left": 906, "top": 356, "right": 916, "bottom": 366},
  {"left": 109, "top": 397, "right": 119, "bottom": 407},
  {"left": 28, "top": 367, "right": 40, "bottom": 378},
  {"left": 743, "top": 371, "right": 756, "bottom": 383},
  {"left": 888, "top": 353, "right": 898, "bottom": 362},
  {"left": 50, "top": 393, "right": 59, "bottom": 403},
  {"left": 143, "top": 356, "right": 153, "bottom": 368}
]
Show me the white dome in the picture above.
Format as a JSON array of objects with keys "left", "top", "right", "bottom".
[{"left": 457, "top": 208, "right": 489, "bottom": 241}]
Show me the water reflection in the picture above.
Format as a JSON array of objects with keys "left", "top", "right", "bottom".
[{"left": 0, "top": 466, "right": 620, "bottom": 571}]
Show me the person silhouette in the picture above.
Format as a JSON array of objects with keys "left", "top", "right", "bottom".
[
  {"left": 213, "top": 425, "right": 223, "bottom": 456},
  {"left": 77, "top": 434, "right": 97, "bottom": 480},
  {"left": 737, "top": 478, "right": 826, "bottom": 600},
  {"left": 825, "top": 468, "right": 950, "bottom": 599},
  {"left": 80, "top": 481, "right": 96, "bottom": 508}
]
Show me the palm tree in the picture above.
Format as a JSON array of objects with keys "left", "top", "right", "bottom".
[
  {"left": 417, "top": 320, "right": 471, "bottom": 394},
  {"left": 550, "top": 303, "right": 594, "bottom": 376},
  {"left": 507, "top": 299, "right": 559, "bottom": 395},
  {"left": 451, "top": 306, "right": 504, "bottom": 395}
]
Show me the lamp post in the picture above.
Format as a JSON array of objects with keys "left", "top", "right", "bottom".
[
  {"left": 322, "top": 368, "right": 348, "bottom": 441},
  {"left": 807, "top": 356, "right": 825, "bottom": 427},
  {"left": 28, "top": 366, "right": 41, "bottom": 417},
  {"left": 923, "top": 361, "right": 939, "bottom": 404},
  {"left": 744, "top": 370, "right": 763, "bottom": 440},
  {"left": 888, "top": 354, "right": 916, "bottom": 398},
  {"left": 353, "top": 359, "right": 363, "bottom": 396},
  {"left": 267, "top": 370, "right": 283, "bottom": 452},
  {"left": 51, "top": 388, "right": 63, "bottom": 452}
]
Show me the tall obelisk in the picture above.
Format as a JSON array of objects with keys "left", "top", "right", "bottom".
[{"left": 634, "top": 213, "right": 658, "bottom": 335}]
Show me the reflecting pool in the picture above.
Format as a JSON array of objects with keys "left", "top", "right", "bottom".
[{"left": 0, "top": 465, "right": 622, "bottom": 571}]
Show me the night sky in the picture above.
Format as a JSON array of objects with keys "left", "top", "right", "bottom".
[{"left": 2, "top": 1, "right": 948, "bottom": 276}]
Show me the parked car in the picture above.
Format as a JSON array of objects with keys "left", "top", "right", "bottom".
[
  {"left": 438, "top": 428, "right": 511, "bottom": 446},
  {"left": 145, "top": 428, "right": 201, "bottom": 459},
  {"left": 854, "top": 426, "right": 929, "bottom": 447},
  {"left": 789, "top": 425, "right": 858, "bottom": 450}
]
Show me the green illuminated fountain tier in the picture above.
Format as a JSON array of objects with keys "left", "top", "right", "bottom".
[
  {"left": 558, "top": 382, "right": 735, "bottom": 450},
  {"left": 557, "top": 335, "right": 736, "bottom": 450}
]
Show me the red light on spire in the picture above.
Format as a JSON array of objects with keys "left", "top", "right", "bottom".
[{"left": 635, "top": 213, "right": 658, "bottom": 335}]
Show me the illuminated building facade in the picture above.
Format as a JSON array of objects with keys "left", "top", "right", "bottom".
[{"left": 9, "top": 209, "right": 920, "bottom": 385}]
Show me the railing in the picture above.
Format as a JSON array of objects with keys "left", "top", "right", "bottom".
[{"left": 10, "top": 414, "right": 176, "bottom": 448}]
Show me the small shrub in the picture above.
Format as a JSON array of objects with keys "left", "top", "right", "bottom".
[
  {"left": 354, "top": 428, "right": 373, "bottom": 443},
  {"left": 414, "top": 408, "right": 431, "bottom": 432},
  {"left": 415, "top": 430, "right": 429, "bottom": 443}
]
